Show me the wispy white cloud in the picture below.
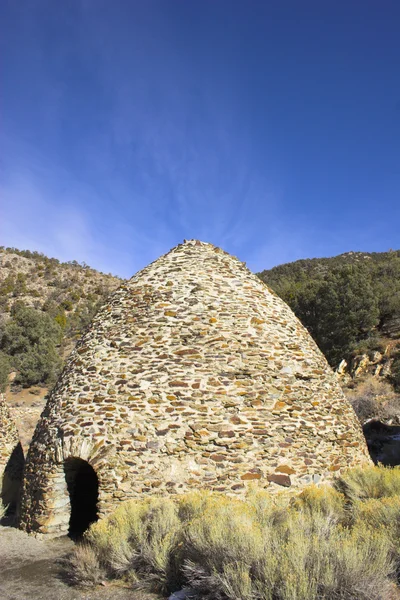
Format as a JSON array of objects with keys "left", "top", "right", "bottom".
[{"left": 0, "top": 1, "right": 311, "bottom": 276}]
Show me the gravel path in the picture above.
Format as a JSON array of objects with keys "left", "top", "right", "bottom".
[{"left": 0, "top": 526, "right": 160, "bottom": 600}]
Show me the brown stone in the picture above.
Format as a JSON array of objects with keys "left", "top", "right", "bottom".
[
  {"left": 241, "top": 472, "right": 262, "bottom": 480},
  {"left": 170, "top": 381, "right": 188, "bottom": 387},
  {"left": 267, "top": 473, "right": 292, "bottom": 487},
  {"left": 210, "top": 453, "right": 226, "bottom": 462}
]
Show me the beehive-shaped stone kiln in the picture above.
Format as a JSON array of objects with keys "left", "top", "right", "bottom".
[
  {"left": 0, "top": 394, "right": 24, "bottom": 511},
  {"left": 19, "top": 240, "right": 370, "bottom": 535}
]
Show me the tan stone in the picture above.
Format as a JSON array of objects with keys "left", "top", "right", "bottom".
[{"left": 275, "top": 465, "right": 296, "bottom": 475}]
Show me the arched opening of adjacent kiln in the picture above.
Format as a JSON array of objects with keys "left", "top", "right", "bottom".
[
  {"left": 363, "top": 420, "right": 400, "bottom": 466},
  {"left": 1, "top": 442, "right": 24, "bottom": 523},
  {"left": 64, "top": 457, "right": 99, "bottom": 538}
]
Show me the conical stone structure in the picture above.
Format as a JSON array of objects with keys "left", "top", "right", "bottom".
[
  {"left": 20, "top": 240, "right": 371, "bottom": 535},
  {"left": 0, "top": 394, "right": 24, "bottom": 510}
]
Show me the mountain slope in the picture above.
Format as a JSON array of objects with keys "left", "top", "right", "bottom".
[
  {"left": 0, "top": 247, "right": 122, "bottom": 389},
  {"left": 258, "top": 250, "right": 400, "bottom": 388}
]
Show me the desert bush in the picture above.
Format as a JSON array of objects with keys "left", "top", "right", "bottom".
[
  {"left": 84, "top": 497, "right": 182, "bottom": 592},
  {"left": 183, "top": 496, "right": 395, "bottom": 600},
  {"left": 60, "top": 299, "right": 73, "bottom": 311},
  {"left": 353, "top": 496, "right": 400, "bottom": 545},
  {"left": 346, "top": 376, "right": 398, "bottom": 423},
  {"left": 63, "top": 542, "right": 106, "bottom": 586},
  {"left": 335, "top": 464, "right": 400, "bottom": 502},
  {"left": 69, "top": 291, "right": 81, "bottom": 302},
  {"left": 66, "top": 475, "right": 400, "bottom": 598},
  {"left": 177, "top": 489, "right": 220, "bottom": 523},
  {"left": 316, "top": 522, "right": 395, "bottom": 600},
  {"left": 272, "top": 513, "right": 393, "bottom": 600},
  {"left": 245, "top": 487, "right": 293, "bottom": 532},
  {"left": 27, "top": 289, "right": 41, "bottom": 297},
  {"left": 290, "top": 484, "right": 346, "bottom": 522},
  {"left": 182, "top": 497, "right": 264, "bottom": 599}
]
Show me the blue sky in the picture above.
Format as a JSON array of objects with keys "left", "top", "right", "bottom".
[{"left": 1, "top": 1, "right": 399, "bottom": 277}]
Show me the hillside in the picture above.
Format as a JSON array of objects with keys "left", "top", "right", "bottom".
[
  {"left": 0, "top": 247, "right": 122, "bottom": 390},
  {"left": 258, "top": 249, "right": 400, "bottom": 390}
]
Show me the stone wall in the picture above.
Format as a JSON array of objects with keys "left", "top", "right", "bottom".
[
  {"left": 19, "top": 240, "right": 371, "bottom": 535},
  {"left": 0, "top": 394, "right": 24, "bottom": 509}
]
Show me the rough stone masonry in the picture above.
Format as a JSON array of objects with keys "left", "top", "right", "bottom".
[{"left": 19, "top": 240, "right": 371, "bottom": 535}]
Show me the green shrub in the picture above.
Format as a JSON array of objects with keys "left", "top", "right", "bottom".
[
  {"left": 0, "top": 351, "right": 11, "bottom": 392},
  {"left": 0, "top": 304, "right": 62, "bottom": 386},
  {"left": 0, "top": 274, "right": 15, "bottom": 295},
  {"left": 12, "top": 273, "right": 27, "bottom": 296},
  {"left": 54, "top": 308, "right": 67, "bottom": 330},
  {"left": 60, "top": 299, "right": 73, "bottom": 311},
  {"left": 391, "top": 356, "right": 400, "bottom": 392}
]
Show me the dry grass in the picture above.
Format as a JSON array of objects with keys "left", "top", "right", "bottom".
[
  {"left": 63, "top": 542, "right": 106, "bottom": 587},
  {"left": 346, "top": 376, "right": 400, "bottom": 423},
  {"left": 64, "top": 467, "right": 400, "bottom": 599}
]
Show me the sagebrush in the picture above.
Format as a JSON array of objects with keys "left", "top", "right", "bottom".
[{"left": 64, "top": 466, "right": 400, "bottom": 599}]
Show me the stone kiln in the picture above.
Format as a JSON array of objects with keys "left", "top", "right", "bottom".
[
  {"left": 0, "top": 394, "right": 24, "bottom": 511},
  {"left": 19, "top": 240, "right": 371, "bottom": 536}
]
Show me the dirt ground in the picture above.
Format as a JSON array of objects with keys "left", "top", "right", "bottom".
[{"left": 0, "top": 526, "right": 162, "bottom": 600}]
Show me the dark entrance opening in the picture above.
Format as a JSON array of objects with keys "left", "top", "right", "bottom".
[
  {"left": 1, "top": 442, "right": 24, "bottom": 525},
  {"left": 64, "top": 457, "right": 99, "bottom": 538},
  {"left": 363, "top": 420, "right": 400, "bottom": 466}
]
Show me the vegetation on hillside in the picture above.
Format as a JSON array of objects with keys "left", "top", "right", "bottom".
[
  {"left": 65, "top": 465, "right": 400, "bottom": 600},
  {"left": 0, "top": 247, "right": 121, "bottom": 389},
  {"left": 258, "top": 250, "right": 400, "bottom": 387}
]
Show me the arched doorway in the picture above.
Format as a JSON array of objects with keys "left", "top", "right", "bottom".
[
  {"left": 64, "top": 457, "right": 99, "bottom": 538},
  {"left": 1, "top": 441, "right": 24, "bottom": 521}
]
